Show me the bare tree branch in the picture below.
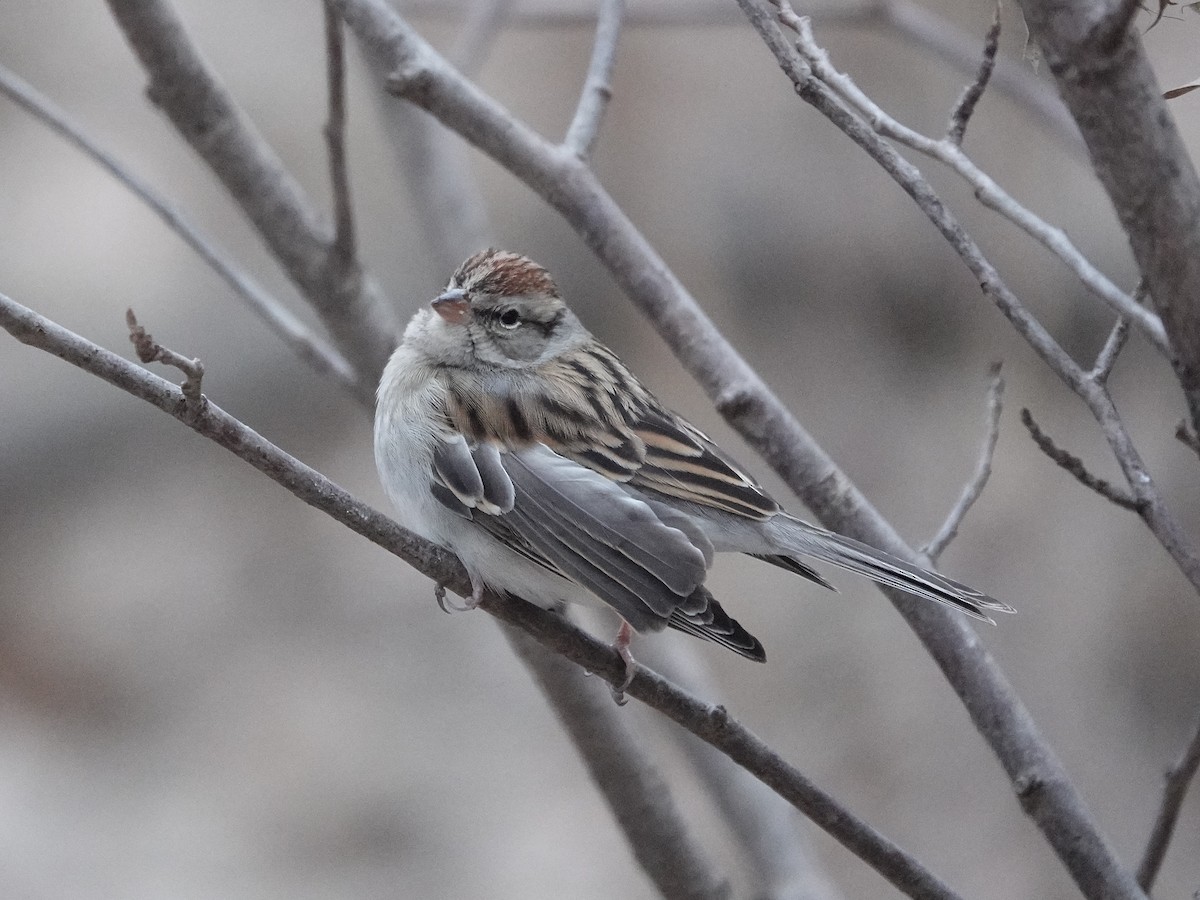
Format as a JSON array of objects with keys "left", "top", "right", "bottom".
[
  {"left": 1017, "top": 0, "right": 1200, "bottom": 433},
  {"left": 738, "top": 3, "right": 1158, "bottom": 898},
  {"left": 0, "top": 62, "right": 364, "bottom": 400},
  {"left": 874, "top": 0, "right": 1077, "bottom": 148},
  {"left": 328, "top": 3, "right": 1158, "bottom": 898},
  {"left": 1090, "top": 316, "right": 1130, "bottom": 385},
  {"left": 1137, "top": 712, "right": 1200, "bottom": 891},
  {"left": 764, "top": 0, "right": 1200, "bottom": 598},
  {"left": 324, "top": 0, "right": 358, "bottom": 276},
  {"left": 396, "top": 6, "right": 753, "bottom": 884},
  {"left": 924, "top": 363, "right": 1004, "bottom": 563},
  {"left": 1020, "top": 408, "right": 1142, "bottom": 512},
  {"left": 777, "top": 10, "right": 1168, "bottom": 356},
  {"left": 0, "top": 291, "right": 966, "bottom": 900},
  {"left": 504, "top": 627, "right": 731, "bottom": 900},
  {"left": 946, "top": 4, "right": 999, "bottom": 147},
  {"left": 402, "top": 0, "right": 1080, "bottom": 147},
  {"left": 563, "top": 0, "right": 625, "bottom": 160},
  {"left": 104, "top": 0, "right": 402, "bottom": 380}
]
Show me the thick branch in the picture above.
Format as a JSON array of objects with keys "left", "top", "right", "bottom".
[
  {"left": 783, "top": 6, "right": 1200, "bottom": 599},
  {"left": 331, "top": 2, "right": 1145, "bottom": 898},
  {"left": 104, "top": 0, "right": 401, "bottom": 380},
  {"left": 324, "top": 2, "right": 1156, "bottom": 897},
  {"left": 394, "top": 9, "right": 744, "bottom": 884},
  {"left": 0, "top": 292, "right": 963, "bottom": 900},
  {"left": 1018, "top": 0, "right": 1200, "bottom": 432}
]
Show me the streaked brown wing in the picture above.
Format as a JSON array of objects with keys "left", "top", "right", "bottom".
[
  {"left": 514, "top": 344, "right": 781, "bottom": 521},
  {"left": 626, "top": 409, "right": 779, "bottom": 520}
]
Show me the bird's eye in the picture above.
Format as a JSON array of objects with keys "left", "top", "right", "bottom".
[{"left": 497, "top": 308, "right": 521, "bottom": 329}]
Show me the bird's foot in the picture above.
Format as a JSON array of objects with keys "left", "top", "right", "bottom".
[
  {"left": 434, "top": 575, "right": 486, "bottom": 614},
  {"left": 608, "top": 620, "right": 637, "bottom": 706}
]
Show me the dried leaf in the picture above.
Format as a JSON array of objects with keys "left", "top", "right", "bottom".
[{"left": 1164, "top": 77, "right": 1200, "bottom": 99}]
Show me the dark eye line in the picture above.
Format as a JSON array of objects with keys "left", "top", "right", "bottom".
[{"left": 485, "top": 303, "right": 559, "bottom": 337}]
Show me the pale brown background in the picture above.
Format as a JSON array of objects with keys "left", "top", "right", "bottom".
[{"left": 1, "top": 2, "right": 1198, "bottom": 898}]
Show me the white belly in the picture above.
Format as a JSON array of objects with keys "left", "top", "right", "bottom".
[{"left": 373, "top": 347, "right": 593, "bottom": 611}]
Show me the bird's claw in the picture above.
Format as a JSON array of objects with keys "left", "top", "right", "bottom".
[
  {"left": 609, "top": 620, "right": 637, "bottom": 706},
  {"left": 434, "top": 580, "right": 481, "bottom": 614}
]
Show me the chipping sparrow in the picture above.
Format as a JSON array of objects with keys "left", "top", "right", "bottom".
[{"left": 375, "top": 249, "right": 1011, "bottom": 683}]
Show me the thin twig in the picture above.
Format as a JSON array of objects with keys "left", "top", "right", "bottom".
[
  {"left": 924, "top": 363, "right": 1004, "bottom": 563},
  {"left": 1175, "top": 420, "right": 1200, "bottom": 461},
  {"left": 105, "top": 0, "right": 401, "bottom": 380},
  {"left": 1020, "top": 409, "right": 1142, "bottom": 512},
  {"left": 0, "top": 62, "right": 364, "bottom": 401},
  {"left": 1090, "top": 317, "right": 1130, "bottom": 385},
  {"left": 411, "top": 5, "right": 751, "bottom": 886},
  {"left": 775, "top": 8, "right": 1169, "bottom": 357},
  {"left": 563, "top": 0, "right": 625, "bottom": 160},
  {"left": 125, "top": 309, "right": 205, "bottom": 412},
  {"left": 331, "top": 3, "right": 1151, "bottom": 896},
  {"left": 324, "top": 0, "right": 358, "bottom": 275},
  {"left": 877, "top": 0, "right": 1077, "bottom": 148},
  {"left": 1136, "top": 712, "right": 1200, "bottom": 891},
  {"left": 1019, "top": 0, "right": 1200, "bottom": 434},
  {"left": 741, "top": 4, "right": 1170, "bottom": 898},
  {"left": 404, "top": 0, "right": 1080, "bottom": 147},
  {"left": 767, "top": 0, "right": 1200, "bottom": 599},
  {"left": 0, "top": 292, "right": 965, "bottom": 900},
  {"left": 946, "top": 4, "right": 999, "bottom": 146},
  {"left": 504, "top": 628, "right": 731, "bottom": 900}
]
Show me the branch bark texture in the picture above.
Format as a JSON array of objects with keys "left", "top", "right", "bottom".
[
  {"left": 0, "top": 293, "right": 963, "bottom": 900},
  {"left": 1017, "top": 0, "right": 1200, "bottom": 431},
  {"left": 327, "top": 1, "right": 1148, "bottom": 897},
  {"left": 105, "top": 0, "right": 402, "bottom": 381}
]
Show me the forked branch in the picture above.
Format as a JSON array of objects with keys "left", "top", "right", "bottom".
[{"left": 0, "top": 293, "right": 965, "bottom": 900}]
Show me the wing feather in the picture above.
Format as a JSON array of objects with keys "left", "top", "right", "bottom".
[{"left": 504, "top": 446, "right": 707, "bottom": 599}]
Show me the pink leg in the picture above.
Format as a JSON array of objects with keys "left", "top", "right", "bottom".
[
  {"left": 466, "top": 571, "right": 486, "bottom": 609},
  {"left": 610, "top": 620, "right": 637, "bottom": 705}
]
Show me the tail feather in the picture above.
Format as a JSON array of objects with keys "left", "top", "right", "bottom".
[
  {"left": 749, "top": 553, "right": 837, "bottom": 591},
  {"left": 768, "top": 515, "right": 1014, "bottom": 622},
  {"left": 667, "top": 587, "right": 766, "bottom": 662}
]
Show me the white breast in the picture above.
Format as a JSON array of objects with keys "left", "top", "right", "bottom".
[
  {"left": 373, "top": 344, "right": 601, "bottom": 613},
  {"left": 374, "top": 346, "right": 455, "bottom": 545}
]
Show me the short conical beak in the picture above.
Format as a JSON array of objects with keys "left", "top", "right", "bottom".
[{"left": 431, "top": 289, "right": 471, "bottom": 325}]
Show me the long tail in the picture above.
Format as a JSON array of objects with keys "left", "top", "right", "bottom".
[{"left": 766, "top": 515, "right": 1015, "bottom": 623}]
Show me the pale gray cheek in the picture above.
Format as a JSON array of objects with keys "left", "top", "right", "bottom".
[{"left": 493, "top": 329, "right": 549, "bottom": 362}]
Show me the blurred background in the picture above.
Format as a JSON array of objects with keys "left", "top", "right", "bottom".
[{"left": 1, "top": 1, "right": 1198, "bottom": 897}]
